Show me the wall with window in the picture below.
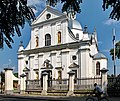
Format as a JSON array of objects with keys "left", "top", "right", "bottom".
[
  {"left": 45, "top": 34, "right": 51, "bottom": 46},
  {"left": 94, "top": 59, "right": 107, "bottom": 77},
  {"left": 96, "top": 61, "right": 100, "bottom": 75}
]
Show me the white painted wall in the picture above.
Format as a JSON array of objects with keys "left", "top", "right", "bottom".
[{"left": 17, "top": 6, "right": 107, "bottom": 81}]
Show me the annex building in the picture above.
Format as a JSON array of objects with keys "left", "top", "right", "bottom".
[{"left": 18, "top": 6, "right": 107, "bottom": 84}]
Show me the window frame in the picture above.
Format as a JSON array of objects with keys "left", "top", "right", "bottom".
[
  {"left": 96, "top": 61, "right": 100, "bottom": 75},
  {"left": 45, "top": 34, "right": 51, "bottom": 46}
]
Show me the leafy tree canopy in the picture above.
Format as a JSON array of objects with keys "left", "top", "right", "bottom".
[
  {"left": 102, "top": 0, "right": 120, "bottom": 20},
  {"left": 110, "top": 41, "right": 120, "bottom": 60},
  {"left": 0, "top": 0, "right": 35, "bottom": 48},
  {"left": 0, "top": 0, "right": 120, "bottom": 48}
]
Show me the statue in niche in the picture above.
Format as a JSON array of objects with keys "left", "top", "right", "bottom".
[
  {"left": 36, "top": 36, "right": 39, "bottom": 47},
  {"left": 58, "top": 31, "right": 61, "bottom": 43}
]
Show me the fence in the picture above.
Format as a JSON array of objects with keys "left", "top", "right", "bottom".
[
  {"left": 107, "top": 76, "right": 120, "bottom": 97},
  {"left": 4, "top": 68, "right": 107, "bottom": 95},
  {"left": 74, "top": 77, "right": 101, "bottom": 91},
  {"left": 26, "top": 80, "right": 42, "bottom": 91},
  {"left": 48, "top": 79, "right": 69, "bottom": 91},
  {"left": 25, "top": 77, "right": 102, "bottom": 92}
]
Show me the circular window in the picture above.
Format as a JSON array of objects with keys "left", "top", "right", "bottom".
[
  {"left": 72, "top": 55, "right": 77, "bottom": 60},
  {"left": 46, "top": 13, "right": 51, "bottom": 19}
]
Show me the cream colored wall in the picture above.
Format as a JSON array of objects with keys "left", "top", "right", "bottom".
[
  {"left": 18, "top": 54, "right": 25, "bottom": 78},
  {"left": 18, "top": 7, "right": 107, "bottom": 81},
  {"left": 94, "top": 59, "right": 107, "bottom": 77}
]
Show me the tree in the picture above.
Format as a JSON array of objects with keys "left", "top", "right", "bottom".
[
  {"left": 102, "top": 0, "right": 120, "bottom": 20},
  {"left": 0, "top": 71, "right": 5, "bottom": 83},
  {"left": 110, "top": 41, "right": 120, "bottom": 60},
  {"left": 0, "top": 0, "right": 120, "bottom": 48},
  {"left": 0, "top": 0, "right": 35, "bottom": 48},
  {"left": 61, "top": 0, "right": 82, "bottom": 15},
  {"left": 48, "top": 0, "right": 120, "bottom": 20}
]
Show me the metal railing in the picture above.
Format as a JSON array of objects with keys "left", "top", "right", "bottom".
[
  {"left": 74, "top": 77, "right": 102, "bottom": 91},
  {"left": 26, "top": 80, "right": 42, "bottom": 90},
  {"left": 25, "top": 77, "right": 102, "bottom": 91},
  {"left": 48, "top": 79, "right": 69, "bottom": 91}
]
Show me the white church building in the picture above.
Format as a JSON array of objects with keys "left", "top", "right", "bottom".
[{"left": 18, "top": 6, "right": 107, "bottom": 82}]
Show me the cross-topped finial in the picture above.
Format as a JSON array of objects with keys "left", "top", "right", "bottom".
[
  {"left": 84, "top": 25, "right": 88, "bottom": 33},
  {"left": 46, "top": 0, "right": 57, "bottom": 7},
  {"left": 20, "top": 41, "right": 23, "bottom": 46},
  {"left": 94, "top": 27, "right": 96, "bottom": 32}
]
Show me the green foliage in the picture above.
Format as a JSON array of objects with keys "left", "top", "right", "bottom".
[
  {"left": 1, "top": 0, "right": 120, "bottom": 48},
  {"left": 1, "top": 71, "right": 5, "bottom": 83},
  {"left": 0, "top": 0, "right": 35, "bottom": 48},
  {"left": 47, "top": 0, "right": 82, "bottom": 14},
  {"left": 61, "top": 0, "right": 82, "bottom": 14},
  {"left": 46, "top": 0, "right": 60, "bottom": 7},
  {"left": 14, "top": 72, "right": 18, "bottom": 78},
  {"left": 110, "top": 41, "right": 120, "bottom": 60},
  {"left": 102, "top": 0, "right": 120, "bottom": 20}
]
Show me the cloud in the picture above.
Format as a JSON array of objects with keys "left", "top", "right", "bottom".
[
  {"left": 98, "top": 41, "right": 102, "bottom": 44},
  {"left": 104, "top": 19, "right": 120, "bottom": 25},
  {"left": 102, "top": 49, "right": 110, "bottom": 53},
  {"left": 27, "top": 0, "right": 45, "bottom": 14},
  {"left": 28, "top": 0, "right": 45, "bottom": 6}
]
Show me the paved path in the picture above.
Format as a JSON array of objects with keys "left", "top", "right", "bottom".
[{"left": 0, "top": 94, "right": 120, "bottom": 101}]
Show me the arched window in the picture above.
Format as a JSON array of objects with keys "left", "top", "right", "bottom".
[
  {"left": 36, "top": 36, "right": 39, "bottom": 47},
  {"left": 96, "top": 62, "right": 100, "bottom": 75},
  {"left": 45, "top": 34, "right": 51, "bottom": 46},
  {"left": 58, "top": 31, "right": 61, "bottom": 43}
]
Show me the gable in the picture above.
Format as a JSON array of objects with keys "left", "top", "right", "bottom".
[{"left": 32, "top": 6, "right": 66, "bottom": 25}]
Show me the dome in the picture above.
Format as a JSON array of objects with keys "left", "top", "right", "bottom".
[
  {"left": 68, "top": 19, "right": 82, "bottom": 30},
  {"left": 93, "top": 53, "right": 107, "bottom": 59}
]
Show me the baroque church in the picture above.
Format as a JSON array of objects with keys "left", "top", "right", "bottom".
[{"left": 17, "top": 5, "right": 107, "bottom": 82}]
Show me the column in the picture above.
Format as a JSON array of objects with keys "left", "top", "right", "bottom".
[
  {"left": 4, "top": 68, "right": 13, "bottom": 94},
  {"left": 67, "top": 71, "right": 75, "bottom": 96},
  {"left": 20, "top": 74, "right": 26, "bottom": 94},
  {"left": 41, "top": 72, "right": 48, "bottom": 95},
  {"left": 100, "top": 68, "right": 108, "bottom": 95}
]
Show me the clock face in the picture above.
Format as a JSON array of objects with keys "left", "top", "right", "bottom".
[{"left": 46, "top": 13, "right": 51, "bottom": 19}]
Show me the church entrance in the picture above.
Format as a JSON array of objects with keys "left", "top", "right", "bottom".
[{"left": 41, "top": 70, "right": 52, "bottom": 87}]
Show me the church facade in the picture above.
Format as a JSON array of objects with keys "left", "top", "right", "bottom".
[{"left": 18, "top": 6, "right": 107, "bottom": 82}]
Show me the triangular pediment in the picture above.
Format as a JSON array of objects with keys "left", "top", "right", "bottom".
[{"left": 32, "top": 6, "right": 66, "bottom": 25}]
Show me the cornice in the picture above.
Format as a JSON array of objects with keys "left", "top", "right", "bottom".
[
  {"left": 31, "top": 15, "right": 67, "bottom": 29},
  {"left": 22, "top": 42, "right": 80, "bottom": 55}
]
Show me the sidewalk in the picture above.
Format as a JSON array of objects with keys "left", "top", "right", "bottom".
[
  {"left": 0, "top": 93, "right": 88, "bottom": 101},
  {"left": 0, "top": 93, "right": 120, "bottom": 101}
]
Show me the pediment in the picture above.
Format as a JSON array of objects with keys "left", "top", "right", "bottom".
[{"left": 32, "top": 6, "right": 66, "bottom": 25}]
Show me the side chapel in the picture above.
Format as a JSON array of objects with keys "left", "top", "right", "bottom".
[{"left": 18, "top": 5, "right": 107, "bottom": 83}]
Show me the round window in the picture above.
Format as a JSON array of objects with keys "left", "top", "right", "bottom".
[
  {"left": 46, "top": 13, "right": 51, "bottom": 19},
  {"left": 72, "top": 55, "right": 77, "bottom": 60}
]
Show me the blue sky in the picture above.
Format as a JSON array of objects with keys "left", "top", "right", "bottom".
[{"left": 0, "top": 0, "right": 120, "bottom": 75}]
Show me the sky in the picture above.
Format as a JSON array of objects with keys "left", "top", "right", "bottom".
[{"left": 0, "top": 0, "right": 120, "bottom": 75}]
